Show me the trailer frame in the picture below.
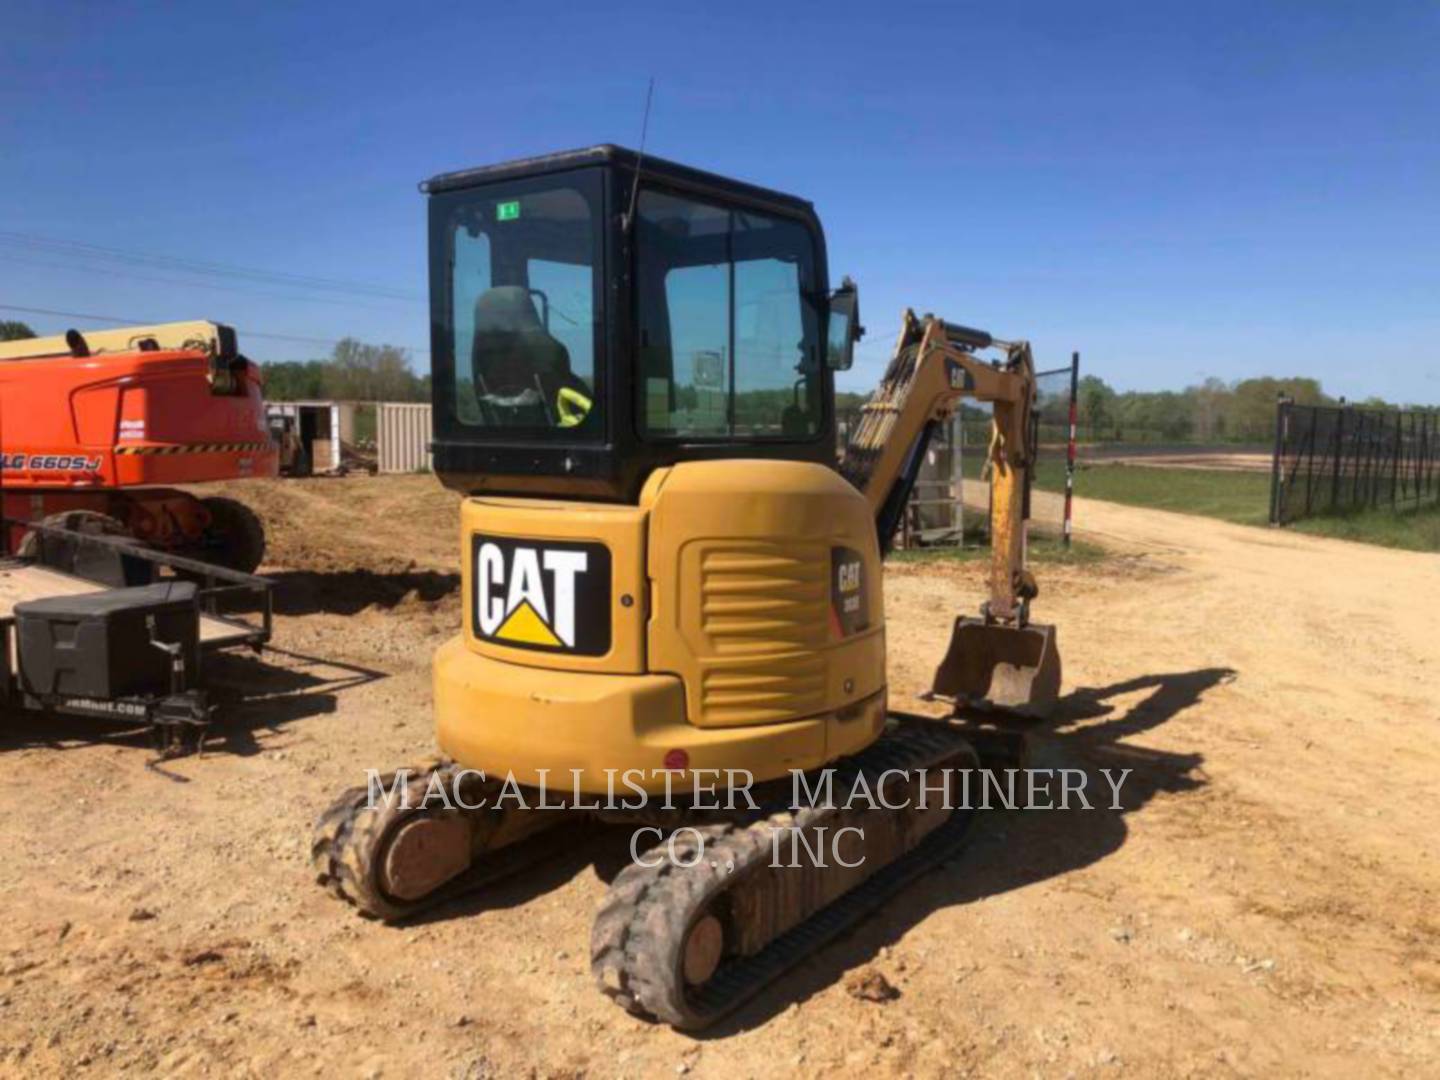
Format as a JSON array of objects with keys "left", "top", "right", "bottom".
[{"left": 0, "top": 517, "right": 274, "bottom": 757}]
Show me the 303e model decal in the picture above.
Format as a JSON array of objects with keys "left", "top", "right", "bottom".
[
  {"left": 829, "top": 545, "right": 870, "bottom": 638},
  {"left": 471, "top": 535, "right": 611, "bottom": 655}
]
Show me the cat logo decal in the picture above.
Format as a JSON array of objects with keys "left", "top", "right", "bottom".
[{"left": 472, "top": 535, "right": 611, "bottom": 655}]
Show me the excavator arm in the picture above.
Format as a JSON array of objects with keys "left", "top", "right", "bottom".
[
  {"left": 841, "top": 309, "right": 1060, "bottom": 716},
  {"left": 842, "top": 309, "right": 1038, "bottom": 622}
]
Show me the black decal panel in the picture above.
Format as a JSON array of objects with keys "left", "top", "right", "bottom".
[
  {"left": 471, "top": 535, "right": 611, "bottom": 655},
  {"left": 829, "top": 546, "right": 870, "bottom": 638}
]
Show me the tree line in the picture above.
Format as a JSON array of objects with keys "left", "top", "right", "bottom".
[
  {"left": 3, "top": 320, "right": 1425, "bottom": 447},
  {"left": 260, "top": 339, "right": 429, "bottom": 402},
  {"left": 0, "top": 320, "right": 37, "bottom": 341},
  {"left": 3, "top": 323, "right": 437, "bottom": 406},
  {"left": 941, "top": 374, "right": 1420, "bottom": 447},
  {"left": 1068, "top": 374, "right": 1361, "bottom": 444},
  {"left": 257, "top": 340, "right": 1420, "bottom": 449}
]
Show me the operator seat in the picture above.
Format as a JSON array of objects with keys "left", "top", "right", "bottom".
[{"left": 470, "top": 286, "right": 591, "bottom": 426}]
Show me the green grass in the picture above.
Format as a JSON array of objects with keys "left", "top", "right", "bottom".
[
  {"left": 1290, "top": 501, "right": 1440, "bottom": 550},
  {"left": 889, "top": 528, "right": 1107, "bottom": 567},
  {"left": 1059, "top": 463, "right": 1273, "bottom": 525},
  {"left": 961, "top": 454, "right": 1271, "bottom": 524},
  {"left": 1012, "top": 460, "right": 1440, "bottom": 552}
]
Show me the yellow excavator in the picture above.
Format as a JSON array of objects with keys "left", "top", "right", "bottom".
[{"left": 312, "top": 146, "right": 1061, "bottom": 1029}]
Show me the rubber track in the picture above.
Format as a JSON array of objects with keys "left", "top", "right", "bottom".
[
  {"left": 310, "top": 759, "right": 457, "bottom": 921},
  {"left": 590, "top": 722, "right": 978, "bottom": 1029},
  {"left": 311, "top": 760, "right": 584, "bottom": 923}
]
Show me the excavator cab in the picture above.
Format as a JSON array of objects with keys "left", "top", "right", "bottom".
[
  {"left": 425, "top": 145, "right": 847, "bottom": 502},
  {"left": 422, "top": 145, "right": 1057, "bottom": 719}
]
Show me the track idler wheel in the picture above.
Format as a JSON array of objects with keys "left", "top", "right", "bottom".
[
  {"left": 312, "top": 762, "right": 581, "bottom": 922},
  {"left": 311, "top": 762, "right": 489, "bottom": 922}
]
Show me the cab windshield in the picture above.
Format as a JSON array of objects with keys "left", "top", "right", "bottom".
[{"left": 437, "top": 171, "right": 603, "bottom": 438}]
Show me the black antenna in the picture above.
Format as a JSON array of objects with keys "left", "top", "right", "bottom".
[
  {"left": 0, "top": 361, "right": 5, "bottom": 557},
  {"left": 623, "top": 77, "right": 655, "bottom": 233}
]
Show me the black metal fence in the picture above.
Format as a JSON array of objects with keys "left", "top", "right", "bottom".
[{"left": 1269, "top": 400, "right": 1440, "bottom": 525}]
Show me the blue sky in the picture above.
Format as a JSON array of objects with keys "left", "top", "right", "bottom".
[{"left": 3, "top": 2, "right": 1436, "bottom": 402}]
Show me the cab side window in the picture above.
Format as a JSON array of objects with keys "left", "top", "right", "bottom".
[
  {"left": 445, "top": 182, "right": 601, "bottom": 435},
  {"left": 637, "top": 189, "right": 821, "bottom": 440}
]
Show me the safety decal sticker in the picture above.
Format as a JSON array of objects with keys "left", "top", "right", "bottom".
[{"left": 114, "top": 441, "right": 273, "bottom": 455}]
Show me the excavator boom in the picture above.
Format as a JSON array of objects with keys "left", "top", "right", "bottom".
[{"left": 842, "top": 310, "right": 1061, "bottom": 716}]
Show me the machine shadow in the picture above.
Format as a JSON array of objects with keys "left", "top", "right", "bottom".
[
  {"left": 0, "top": 645, "right": 386, "bottom": 760},
  {"left": 696, "top": 664, "right": 1236, "bottom": 1036},
  {"left": 199, "top": 646, "right": 388, "bottom": 756},
  {"left": 262, "top": 569, "right": 460, "bottom": 617}
]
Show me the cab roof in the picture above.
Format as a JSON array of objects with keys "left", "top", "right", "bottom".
[{"left": 420, "top": 144, "right": 814, "bottom": 217}]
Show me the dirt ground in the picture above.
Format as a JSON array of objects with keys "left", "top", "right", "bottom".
[
  {"left": 1, "top": 474, "right": 1436, "bottom": 1078},
  {"left": 1080, "top": 450, "right": 1273, "bottom": 473}
]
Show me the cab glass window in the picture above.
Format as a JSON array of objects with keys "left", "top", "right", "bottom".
[
  {"left": 636, "top": 189, "right": 821, "bottom": 440},
  {"left": 438, "top": 176, "right": 602, "bottom": 438}
]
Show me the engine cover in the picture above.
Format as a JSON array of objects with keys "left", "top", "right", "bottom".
[{"left": 644, "top": 459, "right": 885, "bottom": 730}]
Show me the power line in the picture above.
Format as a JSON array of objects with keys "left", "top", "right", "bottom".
[
  {"left": 0, "top": 251, "right": 414, "bottom": 311},
  {"left": 0, "top": 230, "right": 423, "bottom": 303},
  {"left": 0, "top": 303, "right": 430, "bottom": 354}
]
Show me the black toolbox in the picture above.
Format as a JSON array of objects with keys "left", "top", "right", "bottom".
[{"left": 14, "top": 581, "right": 200, "bottom": 700}]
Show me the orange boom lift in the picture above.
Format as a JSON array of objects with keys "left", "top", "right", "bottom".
[{"left": 0, "top": 321, "right": 277, "bottom": 572}]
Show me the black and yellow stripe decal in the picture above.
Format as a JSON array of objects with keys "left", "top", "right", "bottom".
[{"left": 115, "top": 441, "right": 274, "bottom": 456}]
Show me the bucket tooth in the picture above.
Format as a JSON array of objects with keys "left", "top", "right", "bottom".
[{"left": 930, "top": 617, "right": 1061, "bottom": 719}]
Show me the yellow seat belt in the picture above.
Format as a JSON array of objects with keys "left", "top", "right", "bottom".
[{"left": 556, "top": 386, "right": 593, "bottom": 428}]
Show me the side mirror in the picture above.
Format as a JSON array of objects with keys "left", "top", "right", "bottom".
[{"left": 826, "top": 277, "right": 863, "bottom": 371}]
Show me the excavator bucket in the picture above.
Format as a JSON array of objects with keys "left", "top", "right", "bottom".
[{"left": 931, "top": 617, "right": 1061, "bottom": 719}]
